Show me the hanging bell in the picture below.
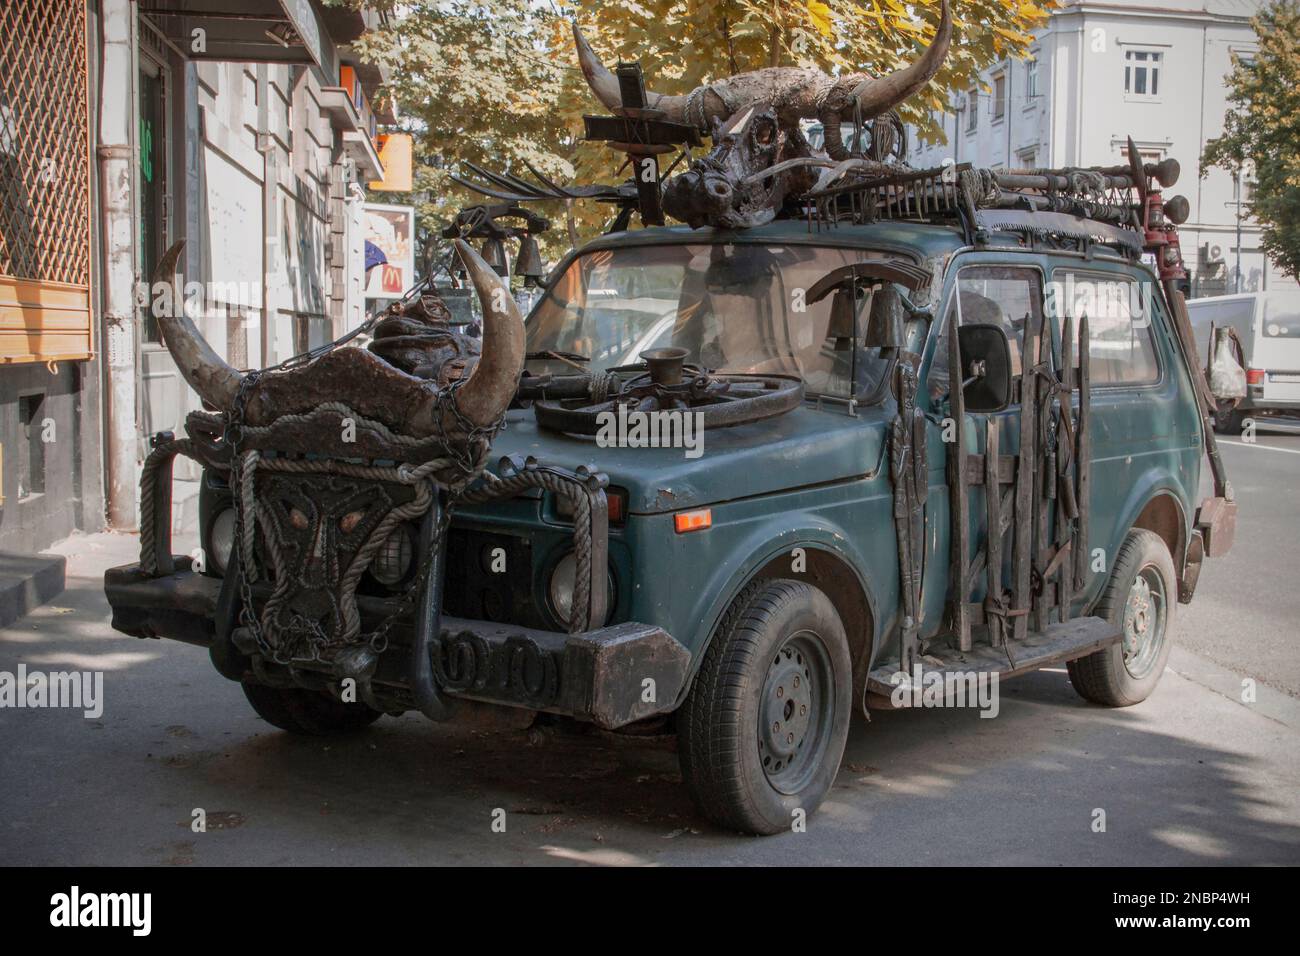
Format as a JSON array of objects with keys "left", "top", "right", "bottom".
[
  {"left": 480, "top": 237, "right": 509, "bottom": 277},
  {"left": 514, "top": 234, "right": 545, "bottom": 287},
  {"left": 826, "top": 286, "right": 860, "bottom": 351}
]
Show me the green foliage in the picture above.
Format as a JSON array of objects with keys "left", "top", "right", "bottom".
[
  {"left": 356, "top": 0, "right": 1054, "bottom": 265},
  {"left": 1201, "top": 0, "right": 1300, "bottom": 281}
]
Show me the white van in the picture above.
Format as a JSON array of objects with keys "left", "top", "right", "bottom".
[{"left": 1185, "top": 290, "right": 1300, "bottom": 433}]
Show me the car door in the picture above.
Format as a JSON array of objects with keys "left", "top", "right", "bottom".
[
  {"left": 919, "top": 259, "right": 1046, "bottom": 647},
  {"left": 1047, "top": 265, "right": 1171, "bottom": 609}
]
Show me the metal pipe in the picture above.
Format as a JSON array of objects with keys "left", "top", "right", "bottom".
[
  {"left": 99, "top": 0, "right": 139, "bottom": 529},
  {"left": 409, "top": 494, "right": 455, "bottom": 721}
]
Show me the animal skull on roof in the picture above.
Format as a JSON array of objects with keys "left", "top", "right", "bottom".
[{"left": 574, "top": 0, "right": 953, "bottom": 228}]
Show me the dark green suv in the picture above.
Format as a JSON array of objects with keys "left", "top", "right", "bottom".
[{"left": 105, "top": 153, "right": 1236, "bottom": 835}]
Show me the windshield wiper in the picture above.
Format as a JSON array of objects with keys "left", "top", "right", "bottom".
[
  {"left": 527, "top": 349, "right": 590, "bottom": 363},
  {"left": 526, "top": 349, "right": 591, "bottom": 372}
]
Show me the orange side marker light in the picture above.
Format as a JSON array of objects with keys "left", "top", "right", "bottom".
[{"left": 674, "top": 509, "right": 712, "bottom": 533}]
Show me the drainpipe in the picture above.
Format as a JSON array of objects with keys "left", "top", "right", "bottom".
[{"left": 98, "top": 0, "right": 138, "bottom": 529}]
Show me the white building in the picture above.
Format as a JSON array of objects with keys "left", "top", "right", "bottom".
[{"left": 906, "top": 0, "right": 1296, "bottom": 297}]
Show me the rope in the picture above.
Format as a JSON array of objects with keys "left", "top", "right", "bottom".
[
  {"left": 139, "top": 438, "right": 198, "bottom": 576},
  {"left": 460, "top": 469, "right": 597, "bottom": 633}
]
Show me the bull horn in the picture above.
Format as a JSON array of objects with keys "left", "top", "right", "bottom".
[
  {"left": 152, "top": 238, "right": 243, "bottom": 410},
  {"left": 573, "top": 22, "right": 693, "bottom": 123},
  {"left": 850, "top": 0, "right": 953, "bottom": 116},
  {"left": 445, "top": 239, "right": 525, "bottom": 429}
]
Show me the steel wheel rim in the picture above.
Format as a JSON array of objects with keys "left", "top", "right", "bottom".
[
  {"left": 1121, "top": 565, "right": 1167, "bottom": 679},
  {"left": 758, "top": 630, "right": 834, "bottom": 795}
]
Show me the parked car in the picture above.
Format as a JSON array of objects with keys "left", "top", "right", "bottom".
[{"left": 1185, "top": 290, "right": 1300, "bottom": 432}]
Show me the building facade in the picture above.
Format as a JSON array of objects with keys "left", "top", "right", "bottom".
[
  {"left": 906, "top": 0, "right": 1297, "bottom": 297},
  {"left": 0, "top": 0, "right": 394, "bottom": 554}
]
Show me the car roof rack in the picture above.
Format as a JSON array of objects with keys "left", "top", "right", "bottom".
[{"left": 801, "top": 148, "right": 1185, "bottom": 260}]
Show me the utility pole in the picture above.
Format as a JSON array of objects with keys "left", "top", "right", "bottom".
[{"left": 1225, "top": 163, "right": 1249, "bottom": 294}]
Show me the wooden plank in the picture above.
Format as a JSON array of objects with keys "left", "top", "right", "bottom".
[
  {"left": 1033, "top": 318, "right": 1053, "bottom": 633},
  {"left": 963, "top": 453, "right": 1017, "bottom": 486},
  {"left": 985, "top": 418, "right": 1005, "bottom": 647},
  {"left": 1074, "top": 314, "right": 1091, "bottom": 591},
  {"left": 0, "top": 275, "right": 91, "bottom": 309},
  {"left": 1012, "top": 309, "right": 1040, "bottom": 642},
  {"left": 1056, "top": 312, "right": 1075, "bottom": 622},
  {"left": 964, "top": 487, "right": 1013, "bottom": 595},
  {"left": 0, "top": 331, "right": 95, "bottom": 357},
  {"left": 947, "top": 313, "right": 971, "bottom": 651},
  {"left": 0, "top": 276, "right": 93, "bottom": 363},
  {"left": 0, "top": 307, "right": 91, "bottom": 332},
  {"left": 866, "top": 614, "right": 1122, "bottom": 698}
]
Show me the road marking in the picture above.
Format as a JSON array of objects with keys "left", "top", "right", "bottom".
[{"left": 1218, "top": 439, "right": 1300, "bottom": 456}]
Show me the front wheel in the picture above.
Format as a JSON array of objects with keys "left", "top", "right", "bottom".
[
  {"left": 242, "top": 682, "right": 383, "bottom": 735},
  {"left": 1068, "top": 528, "right": 1176, "bottom": 707},
  {"left": 678, "top": 579, "right": 852, "bottom": 835}
]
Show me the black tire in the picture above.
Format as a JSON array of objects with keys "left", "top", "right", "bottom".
[
  {"left": 678, "top": 579, "right": 852, "bottom": 835},
  {"left": 1213, "top": 403, "right": 1245, "bottom": 435},
  {"left": 1068, "top": 529, "right": 1176, "bottom": 707},
  {"left": 241, "top": 682, "right": 383, "bottom": 735}
]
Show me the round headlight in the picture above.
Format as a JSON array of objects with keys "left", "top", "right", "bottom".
[
  {"left": 209, "top": 507, "right": 236, "bottom": 574},
  {"left": 370, "top": 526, "right": 414, "bottom": 586},
  {"left": 548, "top": 552, "right": 613, "bottom": 629}
]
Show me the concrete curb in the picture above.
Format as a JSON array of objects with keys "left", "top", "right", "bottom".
[{"left": 0, "top": 551, "right": 67, "bottom": 628}]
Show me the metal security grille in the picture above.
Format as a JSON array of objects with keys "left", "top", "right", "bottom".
[{"left": 0, "top": 0, "right": 91, "bottom": 287}]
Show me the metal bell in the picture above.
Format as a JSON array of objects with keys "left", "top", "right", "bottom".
[
  {"left": 514, "top": 234, "right": 545, "bottom": 287},
  {"left": 827, "top": 287, "right": 860, "bottom": 351},
  {"left": 480, "top": 237, "right": 508, "bottom": 277}
]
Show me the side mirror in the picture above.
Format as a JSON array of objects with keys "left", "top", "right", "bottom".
[
  {"left": 956, "top": 324, "right": 1013, "bottom": 413},
  {"left": 865, "top": 287, "right": 906, "bottom": 349}
]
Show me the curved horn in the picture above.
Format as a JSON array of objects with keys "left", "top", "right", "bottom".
[
  {"left": 850, "top": 0, "right": 953, "bottom": 116},
  {"left": 152, "top": 238, "right": 243, "bottom": 410},
  {"left": 573, "top": 22, "right": 694, "bottom": 123},
  {"left": 446, "top": 239, "right": 525, "bottom": 429}
]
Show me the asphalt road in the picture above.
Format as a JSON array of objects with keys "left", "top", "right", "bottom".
[
  {"left": 1179, "top": 425, "right": 1300, "bottom": 700},
  {"left": 1, "top": 434, "right": 1297, "bottom": 866}
]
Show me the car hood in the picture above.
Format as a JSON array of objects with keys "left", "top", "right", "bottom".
[{"left": 486, "top": 403, "right": 889, "bottom": 514}]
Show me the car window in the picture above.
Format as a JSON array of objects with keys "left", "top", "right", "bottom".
[
  {"left": 1262, "top": 293, "right": 1300, "bottom": 338},
  {"left": 929, "top": 265, "right": 1039, "bottom": 404},
  {"left": 1050, "top": 271, "right": 1160, "bottom": 386},
  {"left": 527, "top": 243, "right": 907, "bottom": 400}
]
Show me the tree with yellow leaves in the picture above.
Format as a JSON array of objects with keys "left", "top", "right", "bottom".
[{"left": 355, "top": 0, "right": 1054, "bottom": 261}]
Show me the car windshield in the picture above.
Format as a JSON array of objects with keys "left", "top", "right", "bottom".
[{"left": 525, "top": 241, "right": 913, "bottom": 400}]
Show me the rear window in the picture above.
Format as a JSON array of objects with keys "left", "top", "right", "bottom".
[
  {"left": 1262, "top": 296, "right": 1300, "bottom": 338},
  {"left": 1051, "top": 271, "right": 1160, "bottom": 386}
]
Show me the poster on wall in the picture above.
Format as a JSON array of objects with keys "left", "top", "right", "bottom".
[{"left": 362, "top": 202, "right": 416, "bottom": 302}]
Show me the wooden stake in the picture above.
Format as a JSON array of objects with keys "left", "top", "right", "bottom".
[
  {"left": 1013, "top": 310, "right": 1040, "bottom": 641},
  {"left": 948, "top": 313, "right": 971, "bottom": 652},
  {"left": 1074, "top": 314, "right": 1091, "bottom": 592},
  {"left": 984, "top": 418, "right": 1004, "bottom": 647}
]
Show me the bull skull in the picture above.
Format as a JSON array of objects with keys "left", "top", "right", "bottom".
[
  {"left": 151, "top": 237, "right": 524, "bottom": 434},
  {"left": 574, "top": 0, "right": 952, "bottom": 162},
  {"left": 579, "top": 0, "right": 956, "bottom": 227}
]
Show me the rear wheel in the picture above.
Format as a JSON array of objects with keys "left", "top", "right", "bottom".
[
  {"left": 242, "top": 682, "right": 383, "bottom": 735},
  {"left": 1213, "top": 402, "right": 1245, "bottom": 435},
  {"left": 678, "top": 580, "right": 852, "bottom": 835},
  {"left": 1068, "top": 529, "right": 1176, "bottom": 707}
]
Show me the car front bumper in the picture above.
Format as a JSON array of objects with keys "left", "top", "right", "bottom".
[{"left": 104, "top": 563, "right": 690, "bottom": 730}]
